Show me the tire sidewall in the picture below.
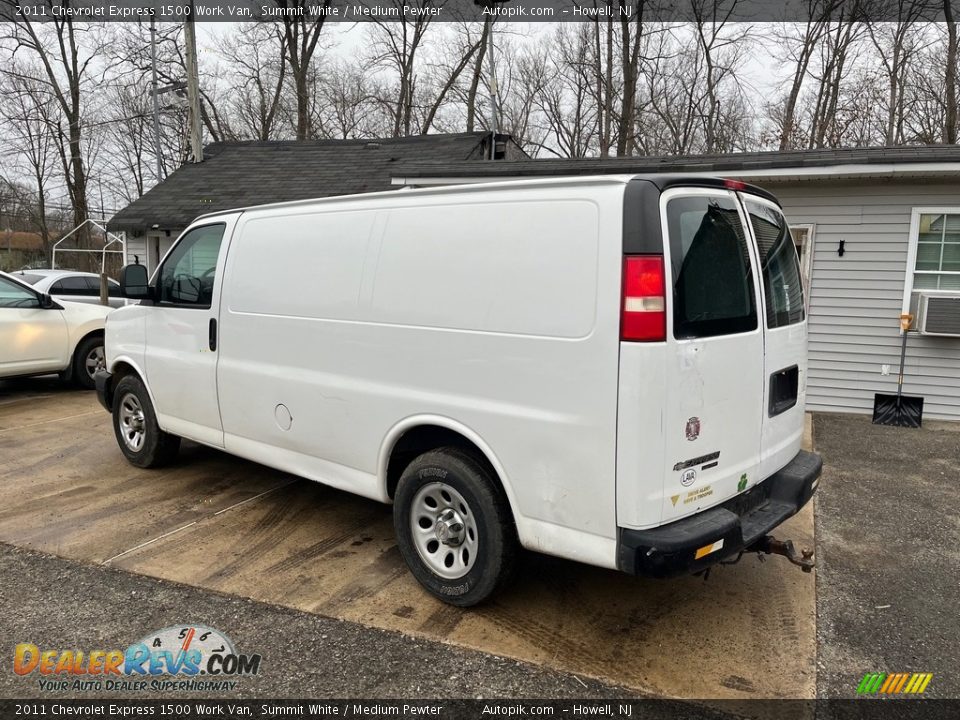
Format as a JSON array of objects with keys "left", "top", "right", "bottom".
[
  {"left": 72, "top": 335, "right": 103, "bottom": 390},
  {"left": 111, "top": 375, "right": 163, "bottom": 467},
  {"left": 394, "top": 451, "right": 508, "bottom": 606}
]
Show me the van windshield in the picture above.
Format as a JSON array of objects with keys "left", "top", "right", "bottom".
[
  {"left": 744, "top": 200, "right": 805, "bottom": 328},
  {"left": 667, "top": 194, "right": 758, "bottom": 339}
]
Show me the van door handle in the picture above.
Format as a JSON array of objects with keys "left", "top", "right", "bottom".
[{"left": 208, "top": 318, "right": 217, "bottom": 352}]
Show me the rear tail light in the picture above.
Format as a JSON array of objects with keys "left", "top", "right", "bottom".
[{"left": 621, "top": 255, "right": 666, "bottom": 342}]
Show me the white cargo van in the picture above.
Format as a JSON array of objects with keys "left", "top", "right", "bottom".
[{"left": 96, "top": 175, "right": 821, "bottom": 606}]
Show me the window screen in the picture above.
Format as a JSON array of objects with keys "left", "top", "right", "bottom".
[
  {"left": 745, "top": 200, "right": 805, "bottom": 328},
  {"left": 667, "top": 195, "right": 758, "bottom": 339}
]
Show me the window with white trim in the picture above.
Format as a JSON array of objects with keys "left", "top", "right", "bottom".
[
  {"left": 913, "top": 212, "right": 960, "bottom": 290},
  {"left": 789, "top": 224, "right": 815, "bottom": 311}
]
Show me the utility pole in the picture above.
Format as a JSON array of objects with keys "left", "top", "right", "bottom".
[
  {"left": 487, "top": 19, "right": 497, "bottom": 160},
  {"left": 474, "top": 0, "right": 511, "bottom": 160},
  {"left": 149, "top": 16, "right": 165, "bottom": 181},
  {"left": 184, "top": 0, "right": 203, "bottom": 163}
]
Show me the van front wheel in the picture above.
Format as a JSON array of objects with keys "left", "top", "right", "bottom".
[
  {"left": 394, "top": 447, "right": 517, "bottom": 607},
  {"left": 111, "top": 375, "right": 181, "bottom": 468}
]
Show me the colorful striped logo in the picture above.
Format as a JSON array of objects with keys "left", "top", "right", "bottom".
[{"left": 857, "top": 672, "right": 933, "bottom": 695}]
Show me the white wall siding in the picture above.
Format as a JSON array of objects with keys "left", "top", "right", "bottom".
[
  {"left": 773, "top": 181, "right": 960, "bottom": 421},
  {"left": 125, "top": 236, "right": 146, "bottom": 267}
]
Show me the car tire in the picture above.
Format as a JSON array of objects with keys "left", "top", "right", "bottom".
[
  {"left": 111, "top": 374, "right": 181, "bottom": 468},
  {"left": 72, "top": 334, "right": 104, "bottom": 390},
  {"left": 394, "top": 447, "right": 517, "bottom": 607}
]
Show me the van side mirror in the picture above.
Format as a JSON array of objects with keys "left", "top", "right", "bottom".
[
  {"left": 39, "top": 293, "right": 57, "bottom": 309},
  {"left": 119, "top": 264, "right": 151, "bottom": 299}
]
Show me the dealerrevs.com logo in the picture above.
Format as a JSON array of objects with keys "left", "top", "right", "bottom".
[{"left": 14, "top": 624, "right": 262, "bottom": 693}]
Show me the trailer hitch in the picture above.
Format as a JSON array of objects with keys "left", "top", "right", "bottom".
[{"left": 748, "top": 535, "right": 816, "bottom": 572}]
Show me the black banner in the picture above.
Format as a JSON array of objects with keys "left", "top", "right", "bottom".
[
  {"left": 1, "top": 700, "right": 959, "bottom": 720},
  {"left": 2, "top": 0, "right": 958, "bottom": 24}
]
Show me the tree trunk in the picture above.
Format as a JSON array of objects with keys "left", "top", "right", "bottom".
[{"left": 466, "top": 21, "right": 491, "bottom": 132}]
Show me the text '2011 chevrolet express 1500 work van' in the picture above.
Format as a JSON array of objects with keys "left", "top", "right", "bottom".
[{"left": 96, "top": 175, "right": 821, "bottom": 606}]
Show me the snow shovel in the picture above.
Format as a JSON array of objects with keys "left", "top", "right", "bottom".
[{"left": 872, "top": 313, "right": 924, "bottom": 428}]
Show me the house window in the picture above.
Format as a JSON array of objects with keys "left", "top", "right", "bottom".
[
  {"left": 913, "top": 212, "right": 960, "bottom": 290},
  {"left": 789, "top": 224, "right": 815, "bottom": 311},
  {"left": 902, "top": 208, "right": 960, "bottom": 322}
]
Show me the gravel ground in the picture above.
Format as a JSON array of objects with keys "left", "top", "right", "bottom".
[
  {"left": 813, "top": 413, "right": 960, "bottom": 699},
  {"left": 0, "top": 542, "right": 640, "bottom": 701}
]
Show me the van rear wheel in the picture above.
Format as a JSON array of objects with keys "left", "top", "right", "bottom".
[
  {"left": 111, "top": 374, "right": 181, "bottom": 468},
  {"left": 393, "top": 447, "right": 517, "bottom": 606}
]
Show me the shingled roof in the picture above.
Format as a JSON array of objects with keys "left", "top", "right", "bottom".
[
  {"left": 390, "top": 144, "right": 960, "bottom": 183},
  {"left": 109, "top": 132, "right": 525, "bottom": 233}
]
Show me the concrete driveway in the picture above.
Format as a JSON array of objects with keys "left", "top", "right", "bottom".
[{"left": 0, "top": 377, "right": 817, "bottom": 699}]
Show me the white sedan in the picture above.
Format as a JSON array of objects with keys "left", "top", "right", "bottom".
[
  {"left": 0, "top": 271, "right": 112, "bottom": 389},
  {"left": 11, "top": 269, "right": 126, "bottom": 308}
]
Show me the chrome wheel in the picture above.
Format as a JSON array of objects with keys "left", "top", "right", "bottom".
[
  {"left": 410, "top": 482, "right": 479, "bottom": 580},
  {"left": 118, "top": 392, "right": 146, "bottom": 452},
  {"left": 84, "top": 345, "right": 104, "bottom": 381}
]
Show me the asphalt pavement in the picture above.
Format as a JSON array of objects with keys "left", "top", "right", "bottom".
[{"left": 814, "top": 413, "right": 960, "bottom": 698}]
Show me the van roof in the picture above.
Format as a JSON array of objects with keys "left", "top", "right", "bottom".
[{"left": 193, "top": 173, "right": 779, "bottom": 222}]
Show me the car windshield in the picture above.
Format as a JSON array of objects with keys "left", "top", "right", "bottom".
[{"left": 16, "top": 273, "right": 45, "bottom": 285}]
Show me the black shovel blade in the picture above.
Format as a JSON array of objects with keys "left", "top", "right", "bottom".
[{"left": 873, "top": 393, "right": 924, "bottom": 428}]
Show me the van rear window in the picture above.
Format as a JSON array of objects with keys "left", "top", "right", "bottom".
[
  {"left": 744, "top": 200, "right": 805, "bottom": 328},
  {"left": 667, "top": 195, "right": 758, "bottom": 339}
]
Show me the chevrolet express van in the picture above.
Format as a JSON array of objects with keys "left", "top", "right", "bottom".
[{"left": 96, "top": 175, "right": 821, "bottom": 606}]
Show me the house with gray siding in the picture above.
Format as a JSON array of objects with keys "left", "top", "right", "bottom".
[{"left": 391, "top": 147, "right": 960, "bottom": 421}]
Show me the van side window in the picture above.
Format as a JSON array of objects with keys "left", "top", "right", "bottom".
[
  {"left": 667, "top": 195, "right": 758, "bottom": 339},
  {"left": 157, "top": 224, "right": 226, "bottom": 308},
  {"left": 745, "top": 200, "right": 805, "bottom": 328}
]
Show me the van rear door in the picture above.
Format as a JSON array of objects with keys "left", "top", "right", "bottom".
[
  {"left": 739, "top": 195, "right": 808, "bottom": 479},
  {"left": 659, "top": 188, "right": 764, "bottom": 524}
]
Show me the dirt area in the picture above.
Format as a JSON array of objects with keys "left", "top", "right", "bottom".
[{"left": 0, "top": 377, "right": 816, "bottom": 699}]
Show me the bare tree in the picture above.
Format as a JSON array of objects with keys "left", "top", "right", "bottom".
[
  {"left": 420, "top": 23, "right": 484, "bottom": 134},
  {"left": 275, "top": 1, "right": 332, "bottom": 140},
  {"left": 690, "top": 0, "right": 752, "bottom": 153},
  {"left": 3, "top": 7, "right": 109, "bottom": 239},
  {"left": 866, "top": 0, "right": 932, "bottom": 144},
  {"left": 366, "top": 0, "right": 444, "bottom": 137},
  {"left": 0, "top": 64, "right": 57, "bottom": 257},
  {"left": 806, "top": 18, "right": 867, "bottom": 147},
  {"left": 493, "top": 34, "right": 550, "bottom": 154},
  {"left": 218, "top": 23, "right": 288, "bottom": 141},
  {"left": 535, "top": 25, "right": 598, "bottom": 157},
  {"left": 773, "top": 0, "right": 838, "bottom": 150},
  {"left": 315, "top": 59, "right": 388, "bottom": 138}
]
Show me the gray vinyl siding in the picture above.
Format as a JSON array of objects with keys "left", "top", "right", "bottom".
[{"left": 771, "top": 181, "right": 960, "bottom": 421}]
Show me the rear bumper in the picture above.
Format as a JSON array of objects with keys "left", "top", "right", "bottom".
[
  {"left": 617, "top": 450, "right": 822, "bottom": 578},
  {"left": 94, "top": 369, "right": 113, "bottom": 412}
]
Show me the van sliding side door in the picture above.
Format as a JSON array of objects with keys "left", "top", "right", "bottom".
[{"left": 143, "top": 213, "right": 240, "bottom": 447}]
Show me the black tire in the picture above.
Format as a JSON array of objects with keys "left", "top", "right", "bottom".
[
  {"left": 111, "top": 374, "right": 181, "bottom": 468},
  {"left": 71, "top": 334, "right": 104, "bottom": 390},
  {"left": 394, "top": 447, "right": 517, "bottom": 607}
]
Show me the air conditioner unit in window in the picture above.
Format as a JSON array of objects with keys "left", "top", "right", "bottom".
[{"left": 918, "top": 294, "right": 960, "bottom": 337}]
